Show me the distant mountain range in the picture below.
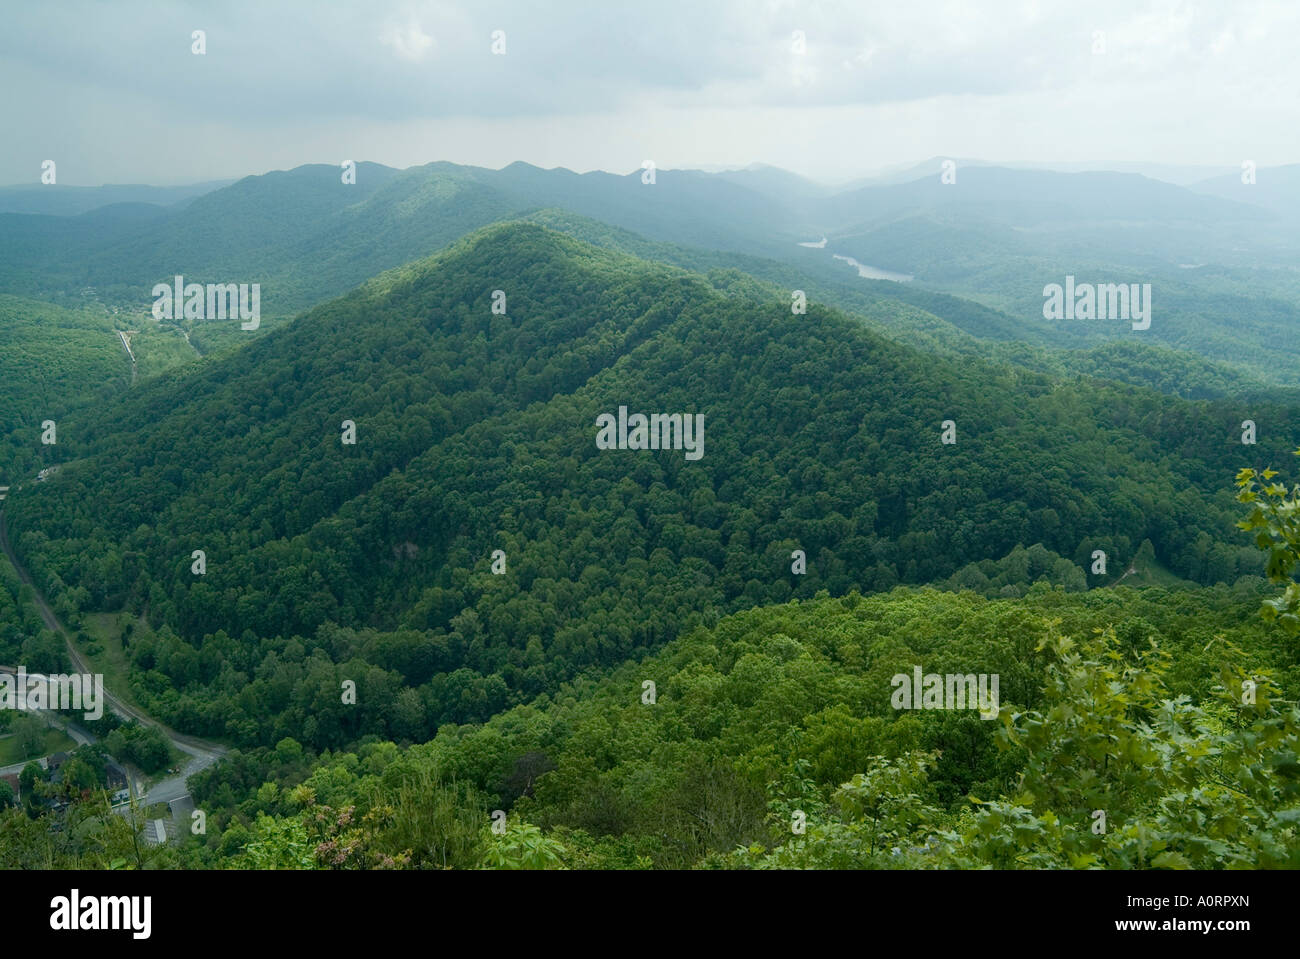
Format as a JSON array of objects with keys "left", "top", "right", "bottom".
[
  {"left": 0, "top": 180, "right": 236, "bottom": 216},
  {"left": 3, "top": 157, "right": 1298, "bottom": 386}
]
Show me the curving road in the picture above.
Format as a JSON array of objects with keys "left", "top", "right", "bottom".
[{"left": 0, "top": 504, "right": 226, "bottom": 806}]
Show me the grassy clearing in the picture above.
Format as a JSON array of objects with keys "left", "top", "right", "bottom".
[
  {"left": 75, "top": 613, "right": 191, "bottom": 773},
  {"left": 76, "top": 612, "right": 144, "bottom": 712},
  {"left": 0, "top": 726, "right": 77, "bottom": 765}
]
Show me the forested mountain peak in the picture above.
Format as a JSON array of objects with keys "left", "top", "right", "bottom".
[{"left": 3, "top": 219, "right": 1287, "bottom": 750}]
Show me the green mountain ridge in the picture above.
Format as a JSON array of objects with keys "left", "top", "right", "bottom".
[
  {"left": 4, "top": 221, "right": 1291, "bottom": 750},
  {"left": 5, "top": 157, "right": 1298, "bottom": 395}
]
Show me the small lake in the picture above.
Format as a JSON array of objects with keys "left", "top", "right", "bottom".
[
  {"left": 796, "top": 238, "right": 913, "bottom": 281},
  {"left": 830, "top": 254, "right": 913, "bottom": 283}
]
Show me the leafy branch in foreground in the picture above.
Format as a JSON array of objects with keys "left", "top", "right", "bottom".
[{"left": 1236, "top": 450, "right": 1300, "bottom": 634}]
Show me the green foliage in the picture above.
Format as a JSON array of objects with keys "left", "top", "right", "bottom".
[
  {"left": 4, "top": 224, "right": 1284, "bottom": 754},
  {"left": 478, "top": 819, "right": 567, "bottom": 870},
  {"left": 5, "top": 170, "right": 1300, "bottom": 874},
  {"left": 0, "top": 295, "right": 128, "bottom": 438},
  {"left": 103, "top": 722, "right": 171, "bottom": 774},
  {"left": 172, "top": 582, "right": 1297, "bottom": 870},
  {"left": 944, "top": 543, "right": 1088, "bottom": 597},
  {"left": 1237, "top": 451, "right": 1300, "bottom": 634},
  {"left": 0, "top": 793, "right": 179, "bottom": 870},
  {"left": 232, "top": 812, "right": 317, "bottom": 869},
  {"left": 10, "top": 714, "right": 47, "bottom": 760},
  {"left": 938, "top": 626, "right": 1299, "bottom": 869}
]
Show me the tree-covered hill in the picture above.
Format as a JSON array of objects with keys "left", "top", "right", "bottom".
[
  {"left": 0, "top": 192, "right": 1277, "bottom": 499},
  {"left": 0, "top": 295, "right": 129, "bottom": 440},
  {"left": 521, "top": 208, "right": 1284, "bottom": 402},
  {"left": 0, "top": 163, "right": 410, "bottom": 310},
  {"left": 32, "top": 582, "right": 1285, "bottom": 871},
  {"left": 0, "top": 291, "right": 207, "bottom": 486},
  {"left": 0, "top": 160, "right": 797, "bottom": 315},
  {"left": 3, "top": 221, "right": 1295, "bottom": 751},
  {"left": 5, "top": 160, "right": 1298, "bottom": 390}
]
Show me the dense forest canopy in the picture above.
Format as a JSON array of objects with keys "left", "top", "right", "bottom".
[
  {"left": 0, "top": 168, "right": 1296, "bottom": 874},
  {"left": 4, "top": 161, "right": 1300, "bottom": 385},
  {"left": 2, "top": 222, "right": 1293, "bottom": 754}
]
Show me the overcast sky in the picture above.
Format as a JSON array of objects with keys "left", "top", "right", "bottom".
[{"left": 2, "top": 0, "right": 1296, "bottom": 186}]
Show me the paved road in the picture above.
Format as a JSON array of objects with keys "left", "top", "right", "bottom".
[{"left": 0, "top": 504, "right": 227, "bottom": 806}]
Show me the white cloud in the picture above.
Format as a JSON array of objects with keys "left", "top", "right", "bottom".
[{"left": 380, "top": 15, "right": 435, "bottom": 61}]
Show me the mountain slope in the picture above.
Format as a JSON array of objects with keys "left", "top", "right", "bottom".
[
  {"left": 5, "top": 160, "right": 1299, "bottom": 383},
  {"left": 1191, "top": 162, "right": 1300, "bottom": 221},
  {"left": 821, "top": 166, "right": 1272, "bottom": 230},
  {"left": 3, "top": 222, "right": 1289, "bottom": 748},
  {"left": 0, "top": 180, "right": 234, "bottom": 216}
]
